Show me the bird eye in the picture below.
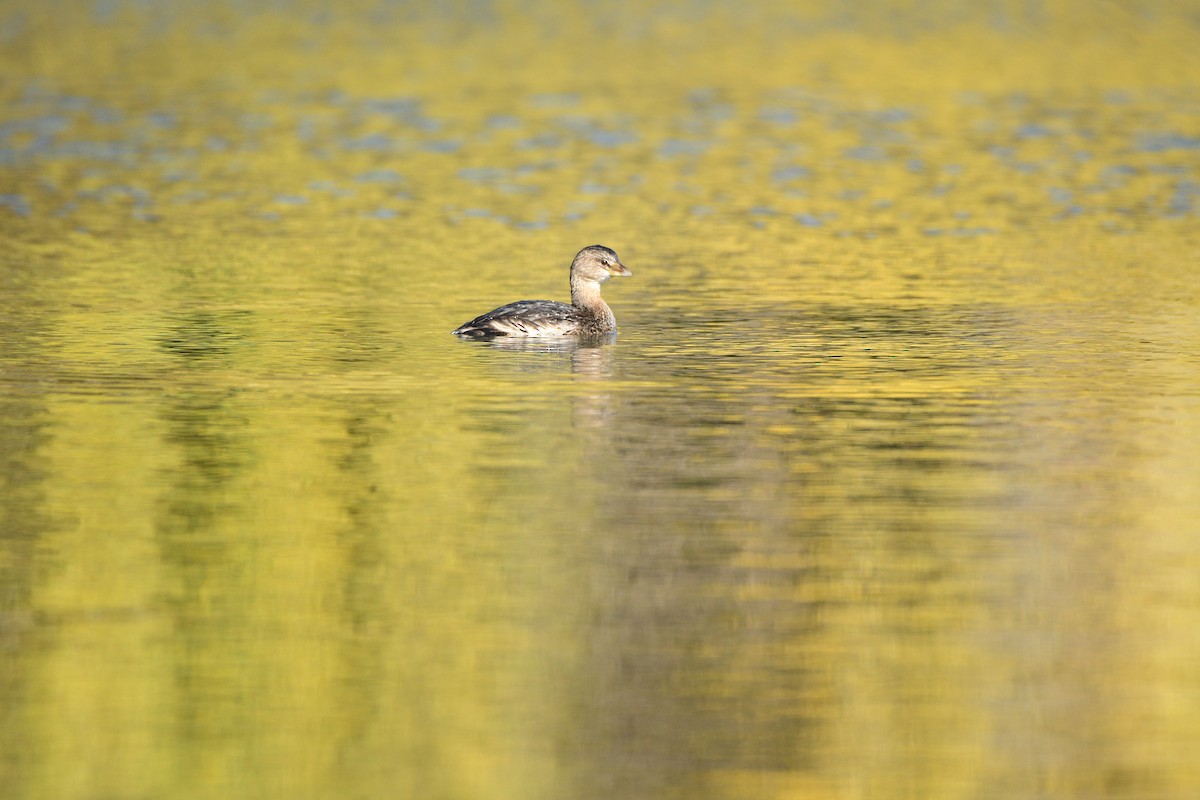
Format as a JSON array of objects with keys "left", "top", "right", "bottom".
[{"left": 601, "top": 259, "right": 610, "bottom": 266}]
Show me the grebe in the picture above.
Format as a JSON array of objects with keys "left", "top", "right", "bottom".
[{"left": 452, "top": 245, "right": 632, "bottom": 338}]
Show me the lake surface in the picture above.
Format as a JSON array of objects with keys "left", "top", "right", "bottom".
[{"left": 2, "top": 2, "right": 1199, "bottom": 798}]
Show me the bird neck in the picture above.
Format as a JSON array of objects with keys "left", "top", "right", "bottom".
[{"left": 570, "top": 277, "right": 605, "bottom": 311}]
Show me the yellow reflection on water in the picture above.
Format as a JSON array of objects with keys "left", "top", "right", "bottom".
[{"left": 2, "top": 2, "right": 1199, "bottom": 799}]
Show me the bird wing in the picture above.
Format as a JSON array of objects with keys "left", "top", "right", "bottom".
[{"left": 453, "top": 300, "right": 580, "bottom": 337}]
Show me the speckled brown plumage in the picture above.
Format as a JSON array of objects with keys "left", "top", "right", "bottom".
[{"left": 453, "top": 245, "right": 632, "bottom": 339}]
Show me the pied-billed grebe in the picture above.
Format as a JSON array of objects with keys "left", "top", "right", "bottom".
[{"left": 452, "top": 245, "right": 632, "bottom": 338}]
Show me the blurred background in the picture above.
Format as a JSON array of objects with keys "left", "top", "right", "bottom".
[{"left": 2, "top": 2, "right": 1199, "bottom": 799}]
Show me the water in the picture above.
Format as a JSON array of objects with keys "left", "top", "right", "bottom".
[{"left": 2, "top": 2, "right": 1199, "bottom": 798}]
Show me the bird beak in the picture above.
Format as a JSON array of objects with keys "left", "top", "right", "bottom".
[{"left": 610, "top": 263, "right": 632, "bottom": 277}]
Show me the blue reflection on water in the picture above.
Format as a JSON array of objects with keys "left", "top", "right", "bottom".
[
  {"left": 1136, "top": 133, "right": 1200, "bottom": 153},
  {"left": 659, "top": 139, "right": 708, "bottom": 157},
  {"left": 0, "top": 193, "right": 31, "bottom": 216},
  {"left": 356, "top": 169, "right": 403, "bottom": 183},
  {"left": 772, "top": 165, "right": 811, "bottom": 183},
  {"left": 2, "top": 73, "right": 1198, "bottom": 234},
  {"left": 341, "top": 133, "right": 394, "bottom": 151}
]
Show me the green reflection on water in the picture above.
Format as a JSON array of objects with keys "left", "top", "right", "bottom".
[{"left": 2, "top": 2, "right": 1199, "bottom": 799}]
